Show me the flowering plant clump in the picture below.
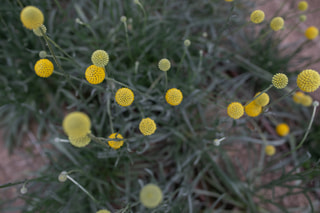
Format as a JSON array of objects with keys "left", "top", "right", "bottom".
[
  {"left": 108, "top": 133, "right": 124, "bottom": 149},
  {"left": 270, "top": 17, "right": 284, "bottom": 31},
  {"left": 85, "top": 65, "right": 105, "bottom": 84},
  {"left": 20, "top": 6, "right": 44, "bottom": 30},
  {"left": 115, "top": 88, "right": 134, "bottom": 107},
  {"left": 34, "top": 59, "right": 54, "bottom": 78},
  {"left": 276, "top": 123, "right": 290, "bottom": 137},
  {"left": 227, "top": 102, "right": 244, "bottom": 119},
  {"left": 272, "top": 73, "right": 288, "bottom": 89},
  {"left": 305, "top": 26, "right": 319, "bottom": 40},
  {"left": 250, "top": 10, "right": 265, "bottom": 24},
  {"left": 158, "top": 58, "right": 171, "bottom": 71},
  {"left": 91, "top": 50, "right": 109, "bottom": 67},
  {"left": 139, "top": 184, "right": 163, "bottom": 208},
  {"left": 296, "top": 69, "right": 320, "bottom": 92},
  {"left": 139, "top": 118, "right": 157, "bottom": 136},
  {"left": 165, "top": 88, "right": 183, "bottom": 106}
]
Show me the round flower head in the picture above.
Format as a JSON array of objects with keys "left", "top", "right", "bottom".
[
  {"left": 293, "top": 91, "right": 305, "bottom": 104},
  {"left": 301, "top": 94, "right": 313, "bottom": 107},
  {"left": 276, "top": 123, "right": 290, "bottom": 137},
  {"left": 108, "top": 133, "right": 124, "bottom": 149},
  {"left": 298, "top": 1, "right": 308, "bottom": 11},
  {"left": 299, "top": 15, "right": 307, "bottom": 22},
  {"left": 165, "top": 88, "right": 183, "bottom": 106},
  {"left": 33, "top": 24, "right": 46, "bottom": 36},
  {"left": 68, "top": 134, "right": 91, "bottom": 147},
  {"left": 297, "top": 69, "right": 320, "bottom": 92},
  {"left": 272, "top": 73, "right": 288, "bottom": 89},
  {"left": 85, "top": 65, "right": 105, "bottom": 84},
  {"left": 265, "top": 145, "right": 276, "bottom": 156},
  {"left": 39, "top": 51, "right": 47, "bottom": 58},
  {"left": 254, "top": 92, "right": 270, "bottom": 107},
  {"left": 227, "top": 102, "right": 244, "bottom": 119},
  {"left": 305, "top": 26, "right": 319, "bottom": 40},
  {"left": 225, "top": 0, "right": 234, "bottom": 2},
  {"left": 58, "top": 171, "right": 68, "bottom": 182},
  {"left": 34, "top": 59, "right": 54, "bottom": 78},
  {"left": 20, "top": 186, "right": 28, "bottom": 194},
  {"left": 245, "top": 102, "right": 262, "bottom": 117},
  {"left": 270, "top": 17, "right": 284, "bottom": 31},
  {"left": 250, "top": 10, "right": 265, "bottom": 24},
  {"left": 91, "top": 50, "right": 109, "bottom": 67},
  {"left": 96, "top": 210, "right": 111, "bottom": 213},
  {"left": 140, "top": 184, "right": 163, "bottom": 209},
  {"left": 184, "top": 39, "right": 191, "bottom": 47},
  {"left": 20, "top": 6, "right": 44, "bottom": 30},
  {"left": 158, "top": 59, "right": 171, "bottom": 72},
  {"left": 120, "top": 16, "right": 127, "bottom": 23},
  {"left": 115, "top": 88, "right": 134, "bottom": 107},
  {"left": 62, "top": 112, "right": 91, "bottom": 138},
  {"left": 139, "top": 118, "right": 157, "bottom": 136}
]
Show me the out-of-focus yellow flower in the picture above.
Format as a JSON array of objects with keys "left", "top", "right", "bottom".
[
  {"left": 270, "top": 17, "right": 284, "bottom": 31},
  {"left": 245, "top": 102, "right": 262, "bottom": 117},
  {"left": 305, "top": 26, "right": 319, "bottom": 40},
  {"left": 250, "top": 10, "right": 265, "bottom": 24},
  {"left": 297, "top": 69, "right": 320, "bottom": 92},
  {"left": 276, "top": 123, "right": 290, "bottom": 137},
  {"left": 20, "top": 6, "right": 44, "bottom": 30},
  {"left": 265, "top": 145, "right": 276, "bottom": 156}
]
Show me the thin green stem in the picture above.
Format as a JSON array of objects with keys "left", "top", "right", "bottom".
[
  {"left": 164, "top": 71, "right": 168, "bottom": 90},
  {"left": 107, "top": 96, "right": 114, "bottom": 133},
  {"left": 264, "top": 87, "right": 298, "bottom": 111},
  {"left": 67, "top": 175, "right": 99, "bottom": 204},
  {"left": 136, "top": 1, "right": 147, "bottom": 35},
  {"left": 122, "top": 21, "right": 133, "bottom": 61},
  {"left": 178, "top": 49, "right": 186, "bottom": 72}
]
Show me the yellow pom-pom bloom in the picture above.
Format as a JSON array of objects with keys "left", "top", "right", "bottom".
[
  {"left": 276, "top": 123, "right": 290, "bottom": 137},
  {"left": 108, "top": 133, "right": 124, "bottom": 149},
  {"left": 34, "top": 59, "right": 54, "bottom": 78},
  {"left": 245, "top": 102, "right": 262, "bottom": 117},
  {"left": 139, "top": 118, "right": 157, "bottom": 136},
  {"left": 293, "top": 91, "right": 304, "bottom": 104},
  {"left": 165, "top": 88, "right": 183, "bottom": 106},
  {"left": 62, "top": 112, "right": 91, "bottom": 138},
  {"left": 301, "top": 94, "right": 313, "bottom": 107},
  {"left": 265, "top": 145, "right": 276, "bottom": 156},
  {"left": 270, "top": 17, "right": 284, "bottom": 31},
  {"left": 227, "top": 102, "right": 244, "bottom": 119},
  {"left": 85, "top": 65, "right": 105, "bottom": 84},
  {"left": 140, "top": 184, "right": 163, "bottom": 209},
  {"left": 272, "top": 73, "right": 288, "bottom": 89},
  {"left": 96, "top": 210, "right": 111, "bottom": 213},
  {"left": 115, "top": 88, "right": 134, "bottom": 107},
  {"left": 250, "top": 10, "right": 265, "bottom": 24},
  {"left": 68, "top": 134, "right": 91, "bottom": 147},
  {"left": 158, "top": 59, "right": 171, "bottom": 72},
  {"left": 33, "top": 24, "right": 46, "bottom": 36},
  {"left": 298, "top": 1, "right": 308, "bottom": 11},
  {"left": 297, "top": 69, "right": 320, "bottom": 92},
  {"left": 20, "top": 6, "right": 44, "bottom": 30},
  {"left": 91, "top": 50, "right": 109, "bottom": 67},
  {"left": 305, "top": 26, "right": 319, "bottom": 40},
  {"left": 254, "top": 92, "right": 270, "bottom": 107},
  {"left": 225, "top": 0, "right": 234, "bottom": 2}
]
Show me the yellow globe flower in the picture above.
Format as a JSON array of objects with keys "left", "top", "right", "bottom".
[
  {"left": 254, "top": 92, "right": 270, "bottom": 107},
  {"left": 225, "top": 0, "right": 234, "bottom": 1},
  {"left": 298, "top": 1, "right": 308, "bottom": 11},
  {"left": 115, "top": 88, "right": 134, "bottom": 107},
  {"left": 305, "top": 26, "right": 319, "bottom": 40},
  {"left": 158, "top": 59, "right": 171, "bottom": 72},
  {"left": 91, "top": 50, "right": 109, "bottom": 67},
  {"left": 276, "top": 123, "right": 290, "bottom": 137},
  {"left": 301, "top": 94, "right": 313, "bottom": 107},
  {"left": 140, "top": 184, "right": 163, "bottom": 209},
  {"left": 108, "top": 133, "right": 124, "bottom": 149},
  {"left": 33, "top": 24, "right": 46, "bottom": 36},
  {"left": 272, "top": 73, "right": 288, "bottom": 89},
  {"left": 265, "top": 145, "right": 276, "bottom": 156},
  {"left": 68, "top": 134, "right": 91, "bottom": 147},
  {"left": 20, "top": 6, "right": 44, "bottom": 30},
  {"left": 96, "top": 210, "right": 111, "bottom": 213},
  {"left": 34, "top": 59, "right": 54, "bottom": 78},
  {"left": 139, "top": 118, "right": 157, "bottom": 136},
  {"left": 293, "top": 91, "right": 305, "bottom": 104},
  {"left": 165, "top": 88, "right": 183, "bottom": 106},
  {"left": 227, "top": 102, "right": 244, "bottom": 119},
  {"left": 270, "top": 17, "right": 284, "bottom": 31},
  {"left": 250, "top": 10, "right": 265, "bottom": 24},
  {"left": 297, "top": 69, "right": 320, "bottom": 92},
  {"left": 85, "top": 65, "right": 105, "bottom": 84},
  {"left": 245, "top": 102, "right": 262, "bottom": 117},
  {"left": 62, "top": 112, "right": 91, "bottom": 138}
]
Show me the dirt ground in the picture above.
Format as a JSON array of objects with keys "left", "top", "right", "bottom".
[{"left": 1, "top": 0, "right": 320, "bottom": 212}]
